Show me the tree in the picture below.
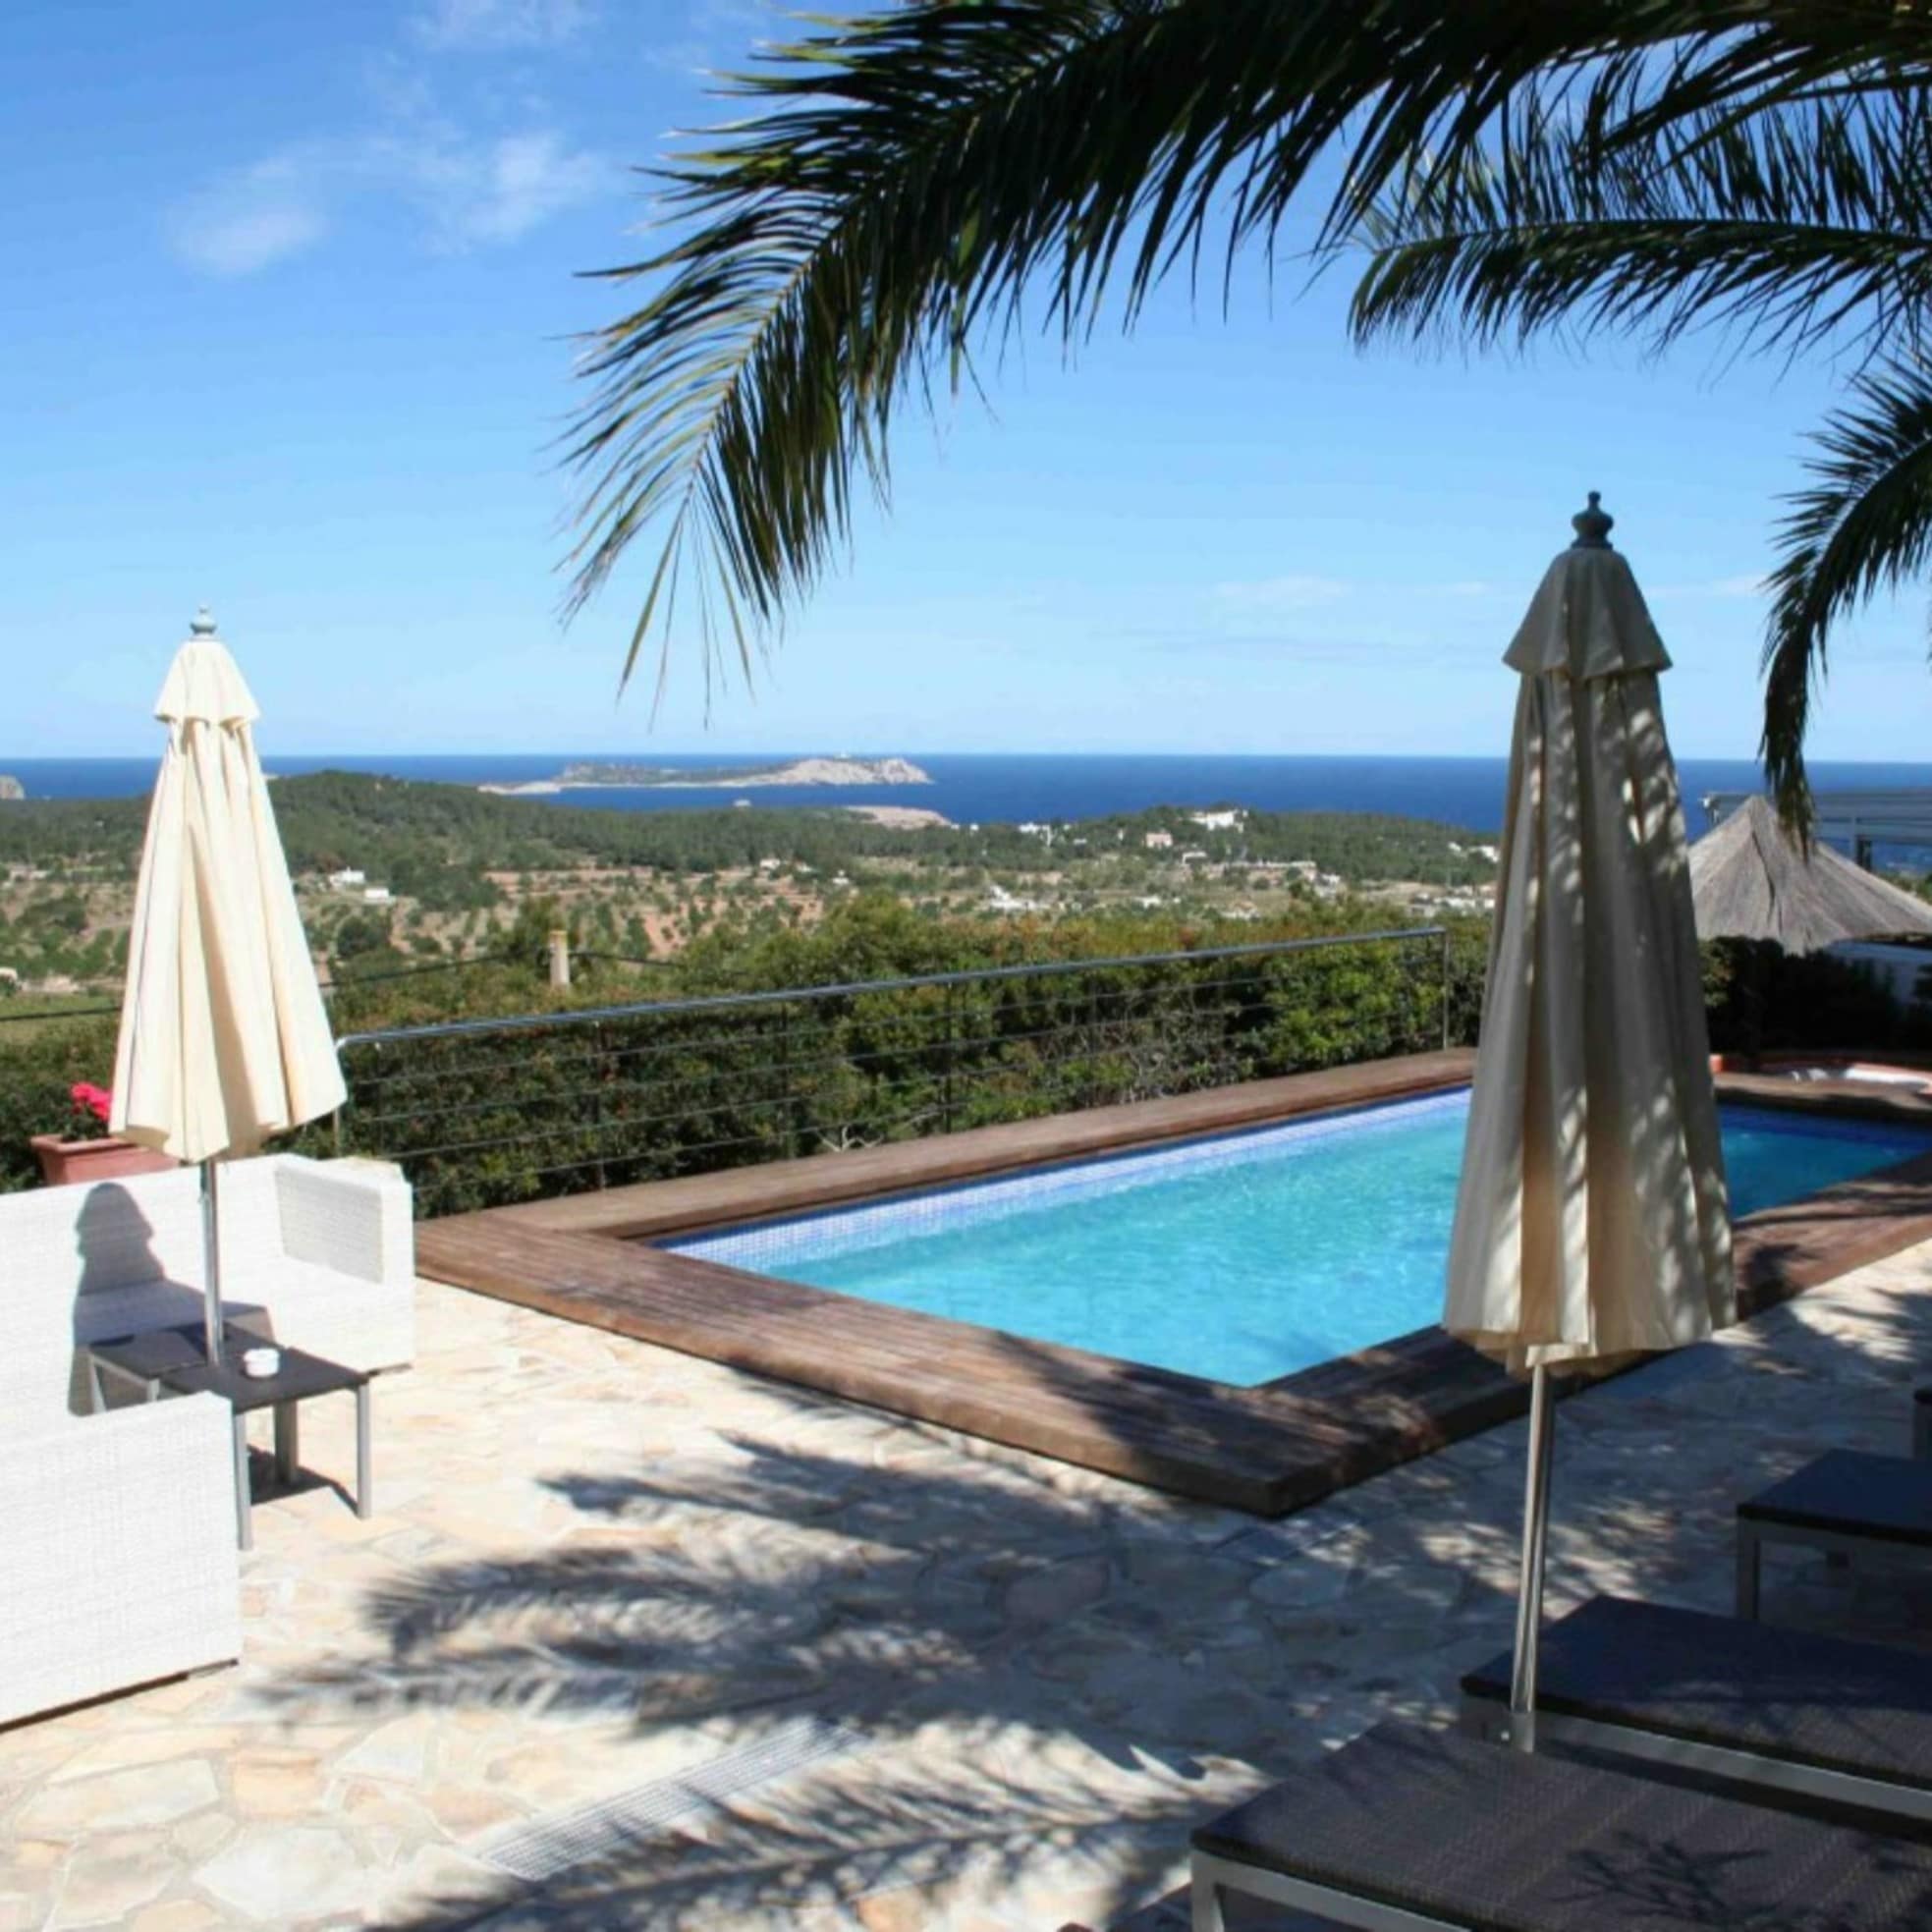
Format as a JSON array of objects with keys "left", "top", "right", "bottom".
[
  {"left": 331, "top": 909, "right": 396, "bottom": 966},
  {"left": 567, "top": 1, "right": 1932, "bottom": 826}
]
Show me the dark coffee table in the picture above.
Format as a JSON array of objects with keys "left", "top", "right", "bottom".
[{"left": 85, "top": 1324, "right": 372, "bottom": 1550}]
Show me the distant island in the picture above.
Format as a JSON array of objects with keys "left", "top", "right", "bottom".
[{"left": 480, "top": 755, "right": 933, "bottom": 797}]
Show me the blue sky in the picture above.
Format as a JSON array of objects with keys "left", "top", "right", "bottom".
[{"left": 6, "top": 0, "right": 1930, "bottom": 764}]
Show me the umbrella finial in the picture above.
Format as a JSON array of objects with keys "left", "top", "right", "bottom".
[
  {"left": 1570, "top": 492, "right": 1615, "bottom": 550},
  {"left": 190, "top": 606, "right": 218, "bottom": 637}
]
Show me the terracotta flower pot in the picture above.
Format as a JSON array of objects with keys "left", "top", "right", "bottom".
[{"left": 29, "top": 1133, "right": 177, "bottom": 1187}]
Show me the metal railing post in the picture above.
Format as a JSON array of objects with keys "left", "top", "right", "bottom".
[
  {"left": 1441, "top": 926, "right": 1454, "bottom": 1053},
  {"left": 591, "top": 1021, "right": 608, "bottom": 1190},
  {"left": 943, "top": 981, "right": 958, "bottom": 1134},
  {"left": 1084, "top": 975, "right": 1102, "bottom": 1109},
  {"left": 780, "top": 1001, "right": 801, "bottom": 1160}
]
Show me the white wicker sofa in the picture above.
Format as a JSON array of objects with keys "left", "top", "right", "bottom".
[
  {"left": 0, "top": 1154, "right": 414, "bottom": 1727},
  {"left": 20, "top": 1153, "right": 415, "bottom": 1378}
]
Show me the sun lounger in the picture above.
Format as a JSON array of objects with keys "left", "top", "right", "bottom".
[
  {"left": 1462, "top": 1594, "right": 1932, "bottom": 1834},
  {"left": 1738, "top": 1448, "right": 1932, "bottom": 1619},
  {"left": 1190, "top": 1719, "right": 1932, "bottom": 1931}
]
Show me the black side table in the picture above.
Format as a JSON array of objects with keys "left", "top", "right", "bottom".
[{"left": 85, "top": 1324, "right": 373, "bottom": 1550}]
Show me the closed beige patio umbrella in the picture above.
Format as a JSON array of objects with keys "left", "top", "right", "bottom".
[
  {"left": 111, "top": 609, "right": 346, "bottom": 1360},
  {"left": 1445, "top": 496, "right": 1735, "bottom": 1749}
]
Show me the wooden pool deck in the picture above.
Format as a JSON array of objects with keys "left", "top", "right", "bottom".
[{"left": 416, "top": 1052, "right": 1932, "bottom": 1517}]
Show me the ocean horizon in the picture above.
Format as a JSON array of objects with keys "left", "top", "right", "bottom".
[{"left": 7, "top": 751, "right": 1932, "bottom": 839}]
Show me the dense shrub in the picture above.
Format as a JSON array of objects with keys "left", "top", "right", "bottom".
[
  {"left": 1701, "top": 938, "right": 1932, "bottom": 1058},
  {"left": 0, "top": 1014, "right": 118, "bottom": 1192}
]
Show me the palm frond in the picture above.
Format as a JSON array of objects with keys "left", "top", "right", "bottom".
[
  {"left": 570, "top": 0, "right": 1923, "bottom": 695},
  {"left": 1354, "top": 91, "right": 1932, "bottom": 366},
  {"left": 1762, "top": 362, "right": 1932, "bottom": 826}
]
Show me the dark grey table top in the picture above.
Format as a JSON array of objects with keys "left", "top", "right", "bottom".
[{"left": 88, "top": 1323, "right": 366, "bottom": 1414}]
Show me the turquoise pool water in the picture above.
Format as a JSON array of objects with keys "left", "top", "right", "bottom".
[{"left": 670, "top": 1092, "right": 1932, "bottom": 1387}]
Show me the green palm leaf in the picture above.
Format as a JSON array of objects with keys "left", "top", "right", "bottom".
[
  {"left": 1353, "top": 94, "right": 1932, "bottom": 364},
  {"left": 1763, "top": 364, "right": 1932, "bottom": 826}
]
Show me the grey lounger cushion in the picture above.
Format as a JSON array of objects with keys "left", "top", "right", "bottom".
[
  {"left": 1741, "top": 1449, "right": 1932, "bottom": 1547},
  {"left": 1463, "top": 1594, "right": 1932, "bottom": 1792},
  {"left": 1193, "top": 1721, "right": 1932, "bottom": 1928}
]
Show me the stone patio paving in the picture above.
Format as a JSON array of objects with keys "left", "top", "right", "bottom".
[{"left": 5, "top": 1247, "right": 1932, "bottom": 1931}]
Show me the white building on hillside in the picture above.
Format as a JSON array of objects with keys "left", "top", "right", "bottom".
[
  {"left": 327, "top": 868, "right": 366, "bottom": 891},
  {"left": 1143, "top": 830, "right": 1174, "bottom": 850},
  {"left": 1188, "top": 809, "right": 1245, "bottom": 832}
]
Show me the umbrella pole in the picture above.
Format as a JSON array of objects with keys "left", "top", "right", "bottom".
[
  {"left": 200, "top": 1158, "right": 224, "bottom": 1366},
  {"left": 1506, "top": 1362, "right": 1555, "bottom": 1752}
]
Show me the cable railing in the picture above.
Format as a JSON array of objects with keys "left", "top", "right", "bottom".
[
  {"left": 0, "top": 946, "right": 673, "bottom": 1030},
  {"left": 323, "top": 927, "right": 1458, "bottom": 1218}
]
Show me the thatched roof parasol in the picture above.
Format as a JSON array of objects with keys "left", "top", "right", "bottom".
[{"left": 1688, "top": 795, "right": 1932, "bottom": 953}]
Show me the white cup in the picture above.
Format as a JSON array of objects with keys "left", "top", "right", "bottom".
[{"left": 241, "top": 1346, "right": 282, "bottom": 1380}]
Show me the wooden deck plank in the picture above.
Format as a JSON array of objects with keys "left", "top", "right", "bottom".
[
  {"left": 423, "top": 1218, "right": 1504, "bottom": 1513},
  {"left": 415, "top": 1053, "right": 1932, "bottom": 1518}
]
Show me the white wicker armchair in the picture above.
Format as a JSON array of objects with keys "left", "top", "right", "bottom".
[{"left": 0, "top": 1395, "right": 242, "bottom": 1726}]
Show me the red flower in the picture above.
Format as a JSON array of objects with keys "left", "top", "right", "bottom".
[{"left": 70, "top": 1082, "right": 113, "bottom": 1125}]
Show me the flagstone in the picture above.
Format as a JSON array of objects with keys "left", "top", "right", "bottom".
[
  {"left": 333, "top": 1713, "right": 437, "bottom": 1785},
  {"left": 168, "top": 1810, "right": 236, "bottom": 1860},
  {"left": 46, "top": 1833, "right": 173, "bottom": 1927},
  {"left": 193, "top": 1824, "right": 365, "bottom": 1922},
  {"left": 229, "top": 1748, "right": 327, "bottom": 1817},
  {"left": 332, "top": 1775, "right": 441, "bottom": 1838},
  {"left": 128, "top": 1900, "right": 224, "bottom": 1932},
  {"left": 49, "top": 1728, "right": 245, "bottom": 1786},
  {"left": 1006, "top": 1555, "right": 1110, "bottom": 1624},
  {"left": 17, "top": 1759, "right": 221, "bottom": 1836},
  {"left": 0, "top": 1838, "right": 66, "bottom": 1877}
]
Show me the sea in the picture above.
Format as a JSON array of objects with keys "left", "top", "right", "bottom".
[{"left": 7, "top": 752, "right": 1932, "bottom": 839}]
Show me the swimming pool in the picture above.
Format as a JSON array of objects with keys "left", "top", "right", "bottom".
[{"left": 669, "top": 1092, "right": 1932, "bottom": 1388}]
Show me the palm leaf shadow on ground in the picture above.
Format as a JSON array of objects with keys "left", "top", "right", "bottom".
[{"left": 260, "top": 1273, "right": 1932, "bottom": 1931}]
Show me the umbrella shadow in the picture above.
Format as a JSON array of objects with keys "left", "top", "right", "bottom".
[{"left": 72, "top": 1181, "right": 168, "bottom": 1295}]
